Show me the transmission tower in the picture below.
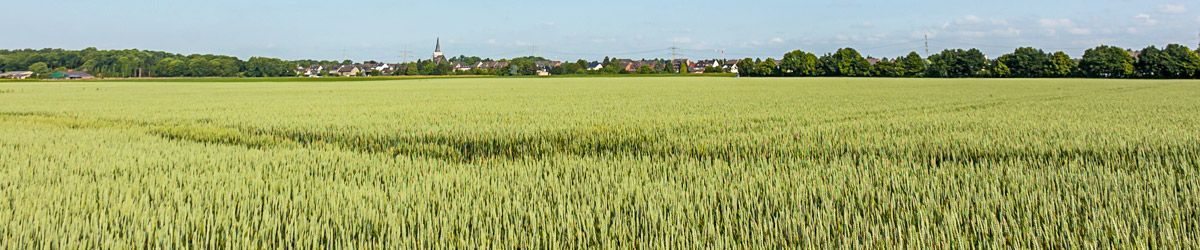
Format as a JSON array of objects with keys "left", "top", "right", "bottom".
[{"left": 924, "top": 33, "right": 929, "bottom": 55}]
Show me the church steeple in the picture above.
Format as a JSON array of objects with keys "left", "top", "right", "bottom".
[
  {"left": 432, "top": 37, "right": 446, "bottom": 63},
  {"left": 435, "top": 37, "right": 442, "bottom": 53}
]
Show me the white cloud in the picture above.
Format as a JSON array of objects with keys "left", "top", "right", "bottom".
[
  {"left": 769, "top": 37, "right": 785, "bottom": 44},
  {"left": 852, "top": 22, "right": 875, "bottom": 28},
  {"left": 911, "top": 30, "right": 939, "bottom": 39},
  {"left": 1158, "top": 4, "right": 1187, "bottom": 14},
  {"left": 959, "top": 31, "right": 987, "bottom": 38},
  {"left": 992, "top": 27, "right": 1022, "bottom": 37},
  {"left": 672, "top": 37, "right": 693, "bottom": 44},
  {"left": 1039, "top": 18, "right": 1074, "bottom": 28},
  {"left": 1134, "top": 14, "right": 1159, "bottom": 26},
  {"left": 961, "top": 15, "right": 982, "bottom": 24},
  {"left": 1195, "top": 16, "right": 1200, "bottom": 23},
  {"left": 1067, "top": 28, "right": 1092, "bottom": 35}
]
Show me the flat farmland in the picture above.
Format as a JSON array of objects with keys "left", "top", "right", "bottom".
[{"left": 0, "top": 77, "right": 1197, "bottom": 248}]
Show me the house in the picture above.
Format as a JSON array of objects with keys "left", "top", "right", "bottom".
[
  {"left": 533, "top": 61, "right": 562, "bottom": 76},
  {"left": 1127, "top": 49, "right": 1142, "bottom": 60},
  {"left": 866, "top": 57, "right": 880, "bottom": 65},
  {"left": 630, "top": 60, "right": 659, "bottom": 72},
  {"left": 667, "top": 59, "right": 690, "bottom": 73},
  {"left": 0, "top": 71, "right": 34, "bottom": 79},
  {"left": 335, "top": 65, "right": 361, "bottom": 76},
  {"left": 722, "top": 59, "right": 740, "bottom": 74},
  {"left": 586, "top": 62, "right": 604, "bottom": 71},
  {"left": 478, "top": 61, "right": 509, "bottom": 70},
  {"left": 301, "top": 66, "right": 324, "bottom": 77},
  {"left": 691, "top": 60, "right": 720, "bottom": 74},
  {"left": 453, "top": 62, "right": 475, "bottom": 72}
]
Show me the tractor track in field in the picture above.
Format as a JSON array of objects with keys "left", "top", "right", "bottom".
[
  {"left": 0, "top": 81, "right": 1185, "bottom": 165},
  {"left": 797, "top": 82, "right": 1174, "bottom": 129},
  {"left": 3, "top": 93, "right": 1198, "bottom": 168}
]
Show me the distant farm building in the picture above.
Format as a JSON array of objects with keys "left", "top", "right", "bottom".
[
  {"left": 49, "top": 71, "right": 95, "bottom": 80},
  {"left": 0, "top": 71, "right": 34, "bottom": 79}
]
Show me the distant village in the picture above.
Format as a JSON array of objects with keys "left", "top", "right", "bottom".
[
  {"left": 296, "top": 38, "right": 741, "bottom": 77},
  {"left": 4, "top": 38, "right": 1196, "bottom": 80}
]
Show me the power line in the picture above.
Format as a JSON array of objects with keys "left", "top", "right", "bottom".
[{"left": 669, "top": 45, "right": 679, "bottom": 61}]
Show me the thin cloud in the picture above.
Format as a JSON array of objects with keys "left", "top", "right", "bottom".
[
  {"left": 1134, "top": 14, "right": 1159, "bottom": 26},
  {"left": 1158, "top": 4, "right": 1187, "bottom": 14},
  {"left": 1039, "top": 18, "right": 1074, "bottom": 28},
  {"left": 852, "top": 22, "right": 875, "bottom": 29},
  {"left": 1067, "top": 28, "right": 1092, "bottom": 35}
]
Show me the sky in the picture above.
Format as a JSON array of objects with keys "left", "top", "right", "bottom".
[{"left": 4, "top": 0, "right": 1199, "bottom": 62}]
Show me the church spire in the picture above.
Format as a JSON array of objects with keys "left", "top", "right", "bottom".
[{"left": 432, "top": 37, "right": 446, "bottom": 63}]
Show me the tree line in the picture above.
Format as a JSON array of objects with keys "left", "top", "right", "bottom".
[
  {"left": 1, "top": 48, "right": 299, "bottom": 78},
  {"left": 737, "top": 44, "right": 1200, "bottom": 78},
  {"left": 4, "top": 44, "right": 1200, "bottom": 79}
]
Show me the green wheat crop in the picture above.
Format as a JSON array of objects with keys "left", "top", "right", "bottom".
[{"left": 0, "top": 77, "right": 1197, "bottom": 248}]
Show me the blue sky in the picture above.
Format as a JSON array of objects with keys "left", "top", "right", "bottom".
[{"left": 4, "top": 0, "right": 1198, "bottom": 61}]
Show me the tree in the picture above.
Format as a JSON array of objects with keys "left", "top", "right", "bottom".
[
  {"left": 636, "top": 65, "right": 656, "bottom": 74},
  {"left": 926, "top": 49, "right": 987, "bottom": 77},
  {"left": 898, "top": 52, "right": 926, "bottom": 77},
  {"left": 780, "top": 50, "right": 819, "bottom": 76},
  {"left": 1079, "top": 45, "right": 1134, "bottom": 78},
  {"left": 871, "top": 58, "right": 903, "bottom": 77},
  {"left": 750, "top": 58, "right": 778, "bottom": 76},
  {"left": 823, "top": 48, "right": 871, "bottom": 77},
  {"left": 1136, "top": 44, "right": 1200, "bottom": 78},
  {"left": 244, "top": 57, "right": 293, "bottom": 77},
  {"left": 505, "top": 57, "right": 542, "bottom": 76},
  {"left": 28, "top": 62, "right": 49, "bottom": 78},
  {"left": 998, "top": 47, "right": 1050, "bottom": 77},
  {"left": 1047, "top": 51, "right": 1076, "bottom": 77},
  {"left": 988, "top": 60, "right": 1011, "bottom": 78}
]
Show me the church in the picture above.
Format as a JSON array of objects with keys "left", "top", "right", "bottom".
[{"left": 432, "top": 38, "right": 446, "bottom": 63}]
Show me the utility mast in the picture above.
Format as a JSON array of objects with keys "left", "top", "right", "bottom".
[
  {"left": 924, "top": 33, "right": 930, "bottom": 55},
  {"left": 670, "top": 44, "right": 679, "bottom": 62},
  {"left": 399, "top": 49, "right": 412, "bottom": 63}
]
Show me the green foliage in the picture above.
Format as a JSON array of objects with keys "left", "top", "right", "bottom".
[
  {"left": 998, "top": 47, "right": 1050, "bottom": 77},
  {"left": 1080, "top": 45, "right": 1135, "bottom": 78},
  {"left": 781, "top": 50, "right": 819, "bottom": 76},
  {"left": 635, "top": 65, "right": 655, "bottom": 74},
  {"left": 989, "top": 59, "right": 1011, "bottom": 77},
  {"left": 871, "top": 59, "right": 903, "bottom": 77},
  {"left": 736, "top": 58, "right": 755, "bottom": 77},
  {"left": 27, "top": 62, "right": 49, "bottom": 78},
  {"left": 244, "top": 57, "right": 295, "bottom": 77},
  {"left": 898, "top": 52, "right": 926, "bottom": 77},
  {"left": 1048, "top": 51, "right": 1076, "bottom": 77},
  {"left": 818, "top": 48, "right": 871, "bottom": 77},
  {"left": 926, "top": 48, "right": 987, "bottom": 77},
  {"left": 1135, "top": 44, "right": 1200, "bottom": 78}
]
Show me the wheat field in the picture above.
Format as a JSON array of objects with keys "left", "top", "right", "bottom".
[{"left": 0, "top": 77, "right": 1197, "bottom": 248}]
